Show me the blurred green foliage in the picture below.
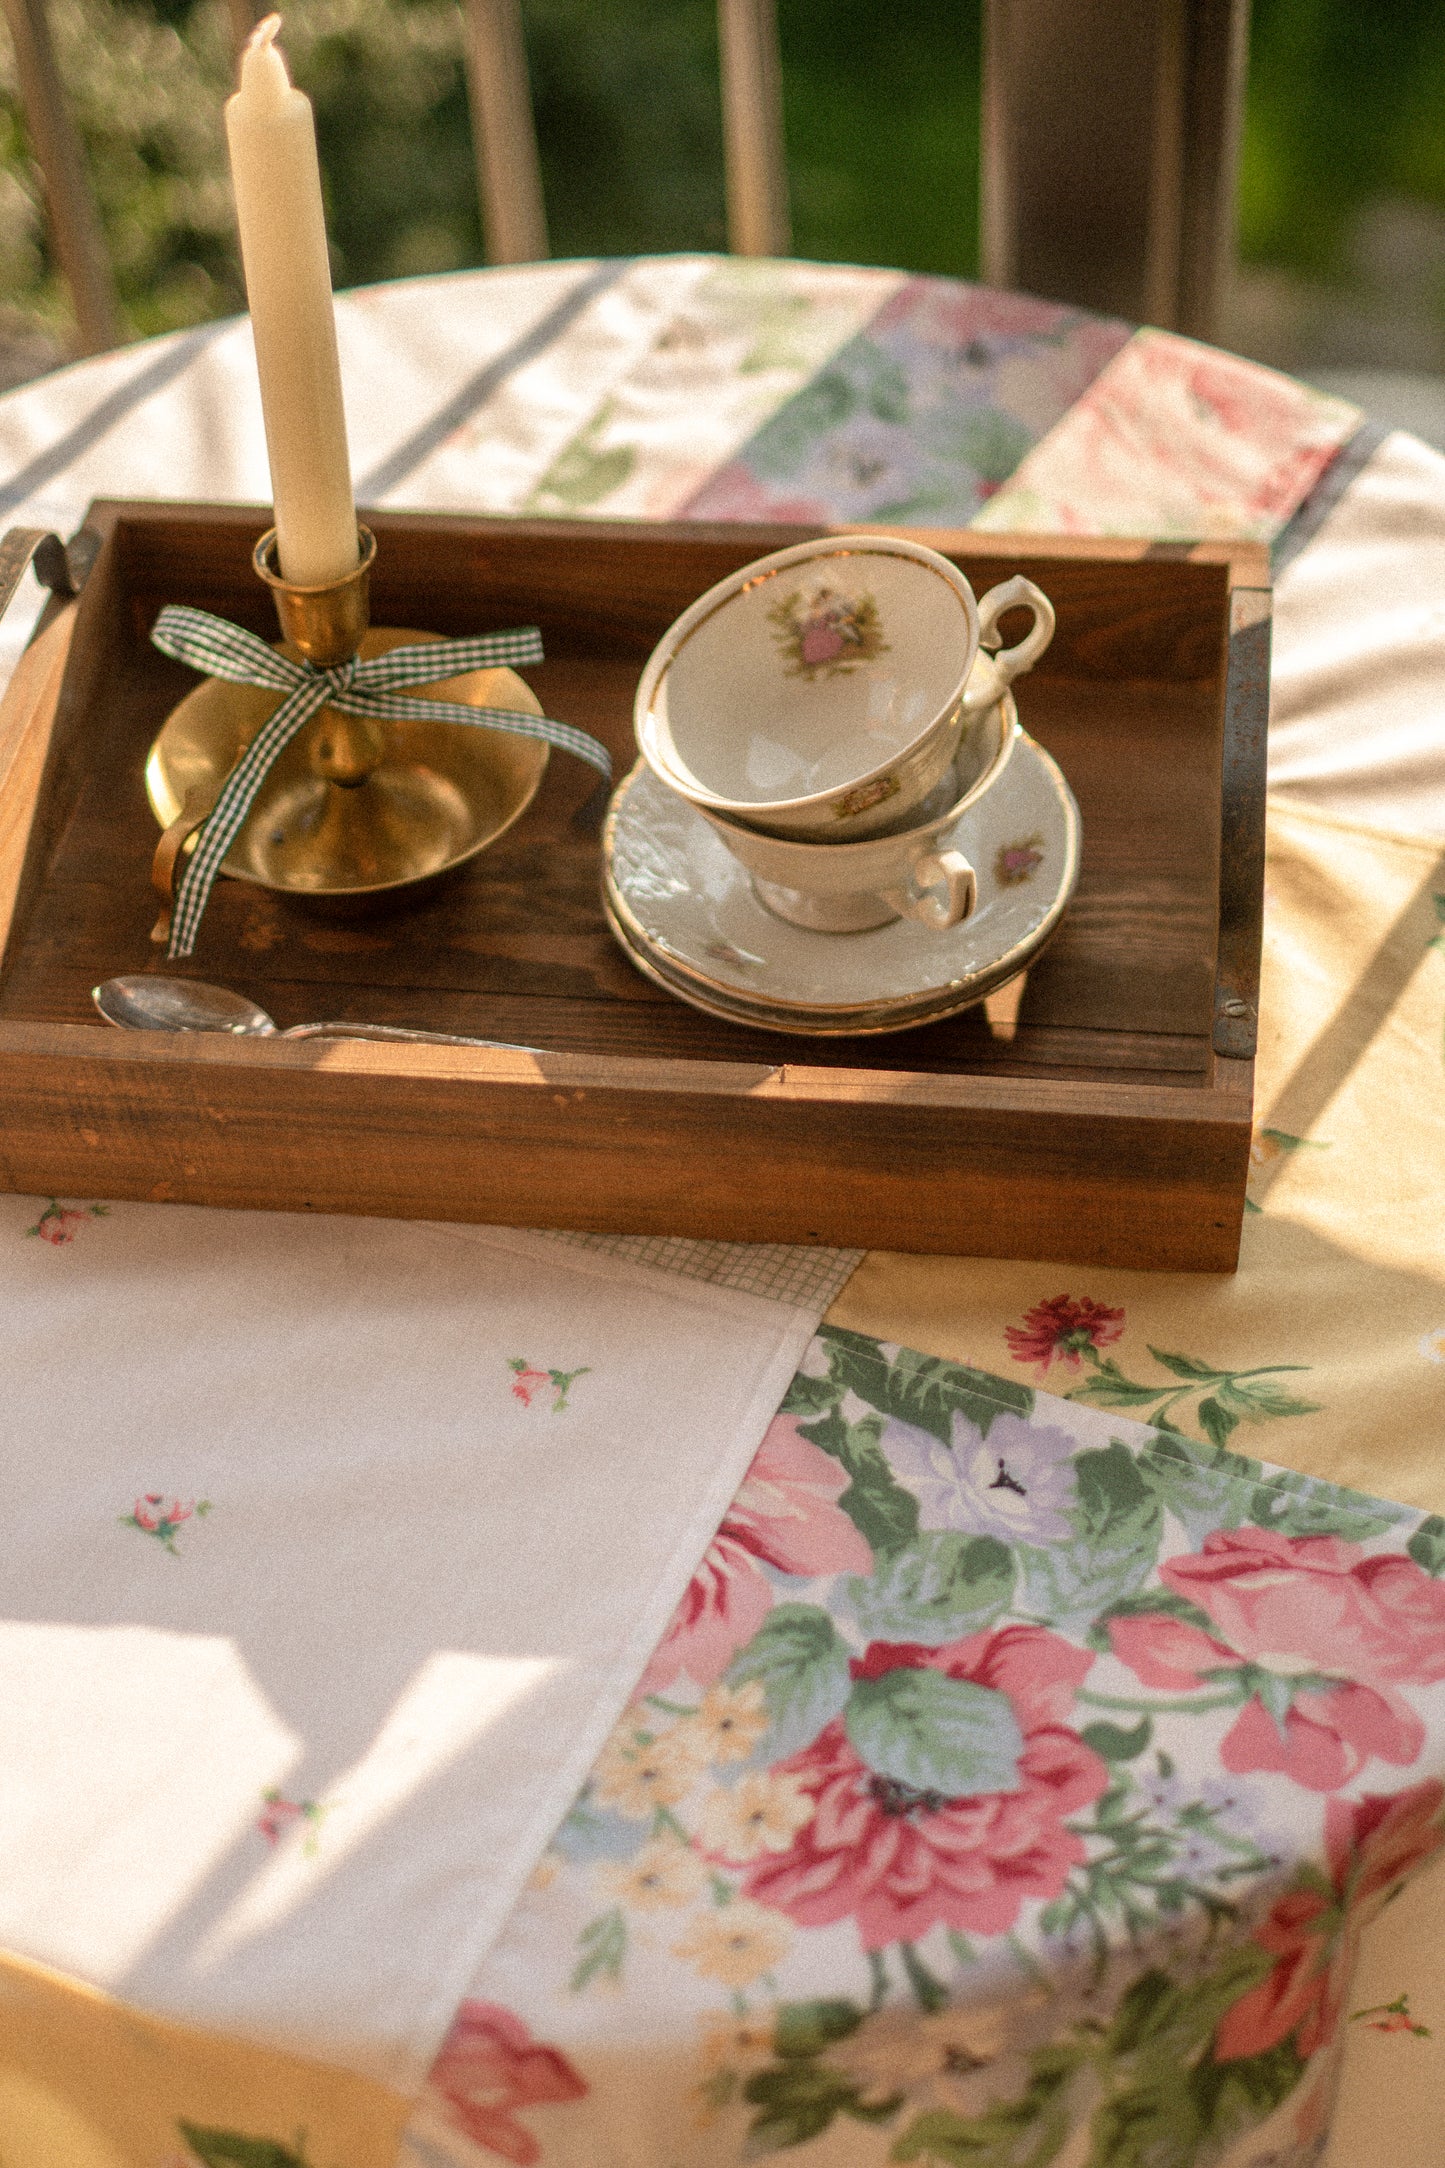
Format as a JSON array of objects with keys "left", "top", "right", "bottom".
[
  {"left": 0, "top": 0, "right": 979, "bottom": 345},
  {"left": 0, "top": 0, "right": 1439, "bottom": 349},
  {"left": 1239, "top": 0, "right": 1445, "bottom": 276}
]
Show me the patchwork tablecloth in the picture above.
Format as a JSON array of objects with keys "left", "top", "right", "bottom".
[{"left": 0, "top": 256, "right": 1442, "bottom": 2168}]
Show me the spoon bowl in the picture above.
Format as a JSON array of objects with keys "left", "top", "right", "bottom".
[{"left": 94, "top": 976, "right": 276, "bottom": 1035}]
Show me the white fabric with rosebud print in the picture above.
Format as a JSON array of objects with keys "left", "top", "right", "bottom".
[{"left": 0, "top": 1197, "right": 837, "bottom": 2093}]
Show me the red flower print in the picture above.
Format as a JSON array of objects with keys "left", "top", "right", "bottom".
[
  {"left": 735, "top": 1626, "right": 1109, "bottom": 1949},
  {"left": 1004, "top": 1294, "right": 1124, "bottom": 1376},
  {"left": 639, "top": 1416, "right": 873, "bottom": 1694},
  {"left": 426, "top": 1999, "right": 587, "bottom": 2165},
  {"left": 1215, "top": 1780, "right": 1445, "bottom": 2063},
  {"left": 120, "top": 1494, "right": 211, "bottom": 1557},
  {"left": 1110, "top": 1529, "right": 1445, "bottom": 1791}
]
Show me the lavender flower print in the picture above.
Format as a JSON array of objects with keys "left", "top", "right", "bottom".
[{"left": 883, "top": 1407, "right": 1080, "bottom": 1542}]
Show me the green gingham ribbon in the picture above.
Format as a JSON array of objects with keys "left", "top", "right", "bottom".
[{"left": 151, "top": 605, "right": 611, "bottom": 959}]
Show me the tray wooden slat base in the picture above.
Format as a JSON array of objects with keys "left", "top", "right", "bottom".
[{"left": 0, "top": 504, "right": 1268, "bottom": 1271}]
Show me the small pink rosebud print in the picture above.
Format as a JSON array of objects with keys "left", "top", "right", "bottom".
[
  {"left": 258, "top": 1788, "right": 327, "bottom": 1855},
  {"left": 120, "top": 1494, "right": 211, "bottom": 1557},
  {"left": 1351, "top": 1992, "right": 1431, "bottom": 2038},
  {"left": 26, "top": 1200, "right": 109, "bottom": 1244},
  {"left": 508, "top": 1359, "right": 590, "bottom": 1412}
]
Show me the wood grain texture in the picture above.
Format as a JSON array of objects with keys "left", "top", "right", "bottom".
[
  {"left": 0, "top": 601, "right": 74, "bottom": 958},
  {"left": 0, "top": 504, "right": 1265, "bottom": 1269}
]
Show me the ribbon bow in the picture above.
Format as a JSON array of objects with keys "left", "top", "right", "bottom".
[{"left": 150, "top": 605, "right": 611, "bottom": 959}]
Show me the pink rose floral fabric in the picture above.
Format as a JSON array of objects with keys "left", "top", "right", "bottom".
[{"left": 406, "top": 1328, "right": 1445, "bottom": 2168}]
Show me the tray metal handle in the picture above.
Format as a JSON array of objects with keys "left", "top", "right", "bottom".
[
  {"left": 0, "top": 525, "right": 100, "bottom": 624},
  {"left": 1212, "top": 584, "right": 1271, "bottom": 1060}
]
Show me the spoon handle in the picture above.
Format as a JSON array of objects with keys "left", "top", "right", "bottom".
[{"left": 283, "top": 1021, "right": 538, "bottom": 1052}]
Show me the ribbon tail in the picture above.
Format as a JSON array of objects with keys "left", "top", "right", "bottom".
[
  {"left": 337, "top": 689, "right": 612, "bottom": 780},
  {"left": 167, "top": 677, "right": 331, "bottom": 959}
]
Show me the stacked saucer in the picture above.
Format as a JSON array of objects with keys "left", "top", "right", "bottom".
[
  {"left": 602, "top": 731, "right": 1079, "bottom": 1036},
  {"left": 602, "top": 534, "right": 1079, "bottom": 1037}
]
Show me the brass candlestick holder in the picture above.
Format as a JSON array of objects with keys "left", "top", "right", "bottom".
[{"left": 146, "top": 524, "right": 549, "bottom": 931}]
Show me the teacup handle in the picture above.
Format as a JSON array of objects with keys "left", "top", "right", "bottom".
[
  {"left": 885, "top": 848, "right": 977, "bottom": 931},
  {"left": 976, "top": 575, "right": 1055, "bottom": 686}
]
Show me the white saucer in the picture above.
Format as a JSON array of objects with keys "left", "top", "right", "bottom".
[{"left": 601, "top": 735, "right": 1080, "bottom": 1036}]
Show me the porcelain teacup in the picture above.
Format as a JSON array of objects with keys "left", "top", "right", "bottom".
[
  {"left": 635, "top": 534, "right": 1052, "bottom": 842},
  {"left": 696, "top": 696, "right": 1020, "bottom": 932}
]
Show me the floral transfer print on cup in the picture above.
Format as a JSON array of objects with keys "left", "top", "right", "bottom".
[
  {"left": 120, "top": 1494, "right": 211, "bottom": 1557},
  {"left": 766, "top": 584, "right": 888, "bottom": 680},
  {"left": 831, "top": 772, "right": 902, "bottom": 822},
  {"left": 26, "top": 1199, "right": 109, "bottom": 1244},
  {"left": 508, "top": 1359, "right": 591, "bottom": 1412},
  {"left": 468, "top": 1325, "right": 1445, "bottom": 2168}
]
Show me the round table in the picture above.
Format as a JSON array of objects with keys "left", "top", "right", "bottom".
[{"left": 1, "top": 255, "right": 1443, "bottom": 2168}]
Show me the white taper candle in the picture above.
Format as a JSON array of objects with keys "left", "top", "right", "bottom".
[{"left": 226, "top": 14, "right": 358, "bottom": 586}]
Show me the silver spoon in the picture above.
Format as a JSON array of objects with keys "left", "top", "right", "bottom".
[{"left": 93, "top": 975, "right": 537, "bottom": 1052}]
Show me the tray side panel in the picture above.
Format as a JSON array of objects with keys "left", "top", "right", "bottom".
[{"left": 0, "top": 1028, "right": 1251, "bottom": 1272}]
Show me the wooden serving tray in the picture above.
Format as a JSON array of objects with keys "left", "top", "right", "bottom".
[{"left": 0, "top": 503, "right": 1269, "bottom": 1271}]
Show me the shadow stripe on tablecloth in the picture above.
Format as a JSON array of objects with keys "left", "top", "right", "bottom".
[
  {"left": 0, "top": 319, "right": 230, "bottom": 519},
  {"left": 1272, "top": 417, "right": 1390, "bottom": 574},
  {"left": 354, "top": 259, "right": 635, "bottom": 503}
]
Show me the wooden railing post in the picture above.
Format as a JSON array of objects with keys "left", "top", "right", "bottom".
[
  {"left": 0, "top": 0, "right": 119, "bottom": 353},
  {"left": 461, "top": 0, "right": 549, "bottom": 265},
  {"left": 980, "top": 0, "right": 1249, "bottom": 339},
  {"left": 718, "top": 0, "right": 790, "bottom": 258}
]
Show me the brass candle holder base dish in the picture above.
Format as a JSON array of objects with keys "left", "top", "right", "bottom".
[{"left": 146, "top": 628, "right": 548, "bottom": 900}]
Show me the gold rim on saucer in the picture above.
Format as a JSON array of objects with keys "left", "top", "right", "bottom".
[
  {"left": 145, "top": 628, "right": 548, "bottom": 899},
  {"left": 600, "top": 880, "right": 1066, "bottom": 1037}
]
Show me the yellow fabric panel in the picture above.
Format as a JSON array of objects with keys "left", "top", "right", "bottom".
[
  {"left": 0, "top": 1950, "right": 408, "bottom": 2168},
  {"left": 827, "top": 799, "right": 1445, "bottom": 1517}
]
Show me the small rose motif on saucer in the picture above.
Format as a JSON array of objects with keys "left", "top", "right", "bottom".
[
  {"left": 767, "top": 583, "right": 888, "bottom": 680},
  {"left": 995, "top": 833, "right": 1045, "bottom": 886}
]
